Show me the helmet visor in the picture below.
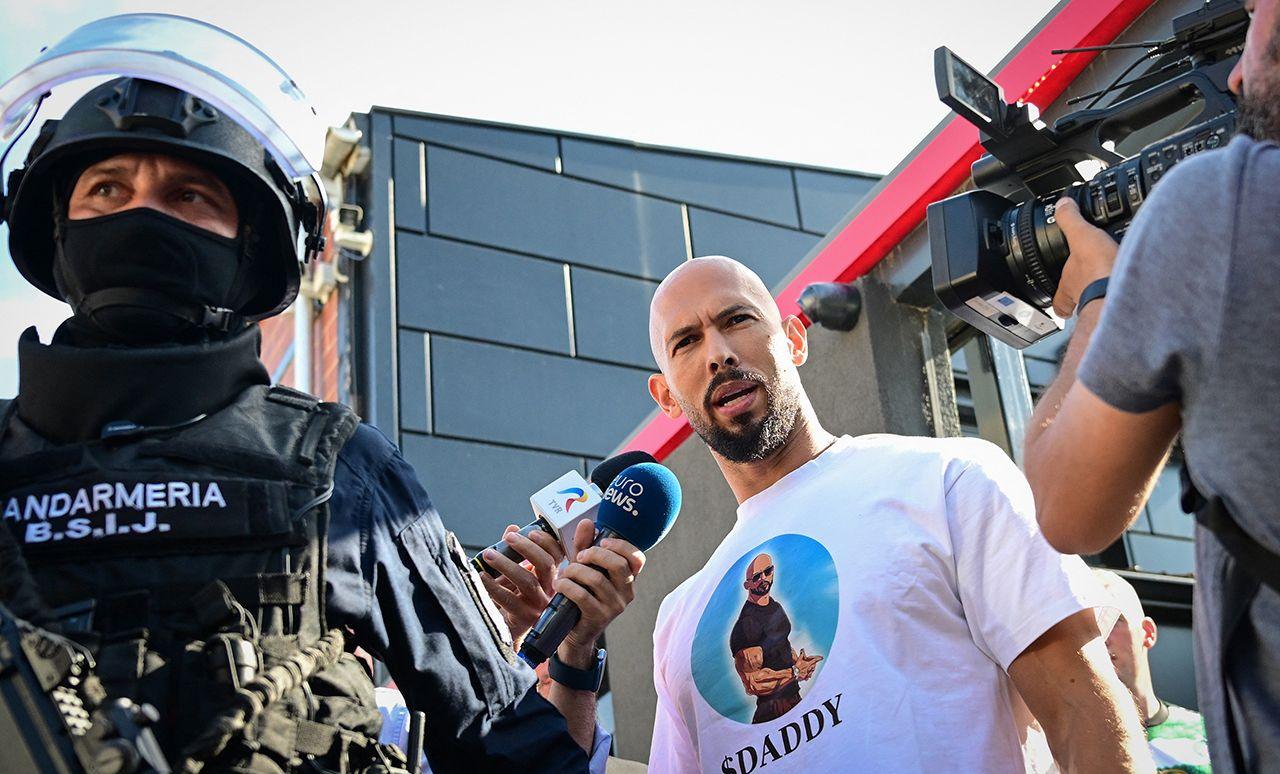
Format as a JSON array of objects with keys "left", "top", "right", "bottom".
[{"left": 0, "top": 13, "right": 324, "bottom": 182}]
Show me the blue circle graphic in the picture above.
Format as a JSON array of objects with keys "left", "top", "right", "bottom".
[{"left": 690, "top": 533, "right": 839, "bottom": 724}]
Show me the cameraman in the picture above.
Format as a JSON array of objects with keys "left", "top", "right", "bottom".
[{"left": 1024, "top": 1, "right": 1280, "bottom": 771}]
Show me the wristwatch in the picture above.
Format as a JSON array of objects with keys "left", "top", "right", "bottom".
[
  {"left": 1075, "top": 277, "right": 1109, "bottom": 313},
  {"left": 549, "top": 648, "right": 607, "bottom": 693}
]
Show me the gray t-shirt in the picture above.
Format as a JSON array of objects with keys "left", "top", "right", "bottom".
[{"left": 1078, "top": 134, "right": 1280, "bottom": 773}]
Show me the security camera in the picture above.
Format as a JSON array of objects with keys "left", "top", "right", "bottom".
[
  {"left": 797, "top": 282, "right": 862, "bottom": 331},
  {"left": 333, "top": 226, "right": 373, "bottom": 258},
  {"left": 321, "top": 125, "right": 364, "bottom": 179}
]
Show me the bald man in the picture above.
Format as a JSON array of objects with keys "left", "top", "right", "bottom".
[
  {"left": 645, "top": 257, "right": 1150, "bottom": 773},
  {"left": 1095, "top": 570, "right": 1212, "bottom": 773},
  {"left": 729, "top": 553, "right": 823, "bottom": 723}
]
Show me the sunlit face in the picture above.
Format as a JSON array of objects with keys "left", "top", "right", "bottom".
[
  {"left": 1230, "top": 0, "right": 1280, "bottom": 141},
  {"left": 648, "top": 258, "right": 808, "bottom": 463},
  {"left": 67, "top": 152, "right": 239, "bottom": 238},
  {"left": 1104, "top": 614, "right": 1142, "bottom": 692},
  {"left": 744, "top": 553, "right": 775, "bottom": 597}
]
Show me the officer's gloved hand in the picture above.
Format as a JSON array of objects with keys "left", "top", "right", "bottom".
[{"left": 479, "top": 524, "right": 566, "bottom": 642}]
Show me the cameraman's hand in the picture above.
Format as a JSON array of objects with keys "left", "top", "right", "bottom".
[
  {"left": 1053, "top": 197, "right": 1118, "bottom": 317},
  {"left": 480, "top": 524, "right": 565, "bottom": 642},
  {"left": 554, "top": 518, "right": 646, "bottom": 667}
]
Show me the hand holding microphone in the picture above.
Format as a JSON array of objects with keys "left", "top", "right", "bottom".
[
  {"left": 470, "top": 451, "right": 655, "bottom": 578},
  {"left": 476, "top": 451, "right": 656, "bottom": 640},
  {"left": 552, "top": 516, "right": 647, "bottom": 657},
  {"left": 478, "top": 524, "right": 566, "bottom": 639},
  {"left": 519, "top": 461, "right": 682, "bottom": 668}
]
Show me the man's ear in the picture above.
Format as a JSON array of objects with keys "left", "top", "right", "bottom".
[
  {"left": 1141, "top": 617, "right": 1158, "bottom": 649},
  {"left": 782, "top": 315, "right": 809, "bottom": 366},
  {"left": 648, "top": 373, "right": 684, "bottom": 419}
]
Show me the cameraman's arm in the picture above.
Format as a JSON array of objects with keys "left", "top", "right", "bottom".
[{"left": 1024, "top": 199, "right": 1181, "bottom": 554}]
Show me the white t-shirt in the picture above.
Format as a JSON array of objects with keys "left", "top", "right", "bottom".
[{"left": 649, "top": 434, "right": 1110, "bottom": 773}]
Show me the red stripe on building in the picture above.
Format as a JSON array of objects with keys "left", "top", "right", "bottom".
[{"left": 624, "top": 0, "right": 1157, "bottom": 460}]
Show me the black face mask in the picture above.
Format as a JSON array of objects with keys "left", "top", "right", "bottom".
[{"left": 53, "top": 208, "right": 250, "bottom": 345}]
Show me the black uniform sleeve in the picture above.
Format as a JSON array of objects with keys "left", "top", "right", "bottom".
[{"left": 325, "top": 424, "right": 587, "bottom": 772}]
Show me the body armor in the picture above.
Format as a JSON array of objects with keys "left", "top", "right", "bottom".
[{"left": 0, "top": 384, "right": 403, "bottom": 773}]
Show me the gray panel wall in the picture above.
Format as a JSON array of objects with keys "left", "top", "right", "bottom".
[
  {"left": 354, "top": 108, "right": 877, "bottom": 757},
  {"left": 359, "top": 108, "right": 876, "bottom": 567}
]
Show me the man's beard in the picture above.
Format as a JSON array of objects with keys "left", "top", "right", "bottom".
[
  {"left": 750, "top": 579, "right": 773, "bottom": 597},
  {"left": 1237, "top": 20, "right": 1280, "bottom": 143},
  {"left": 682, "top": 366, "right": 802, "bottom": 463},
  {"left": 1237, "top": 89, "right": 1280, "bottom": 143}
]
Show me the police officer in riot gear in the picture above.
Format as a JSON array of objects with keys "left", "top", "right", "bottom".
[{"left": 0, "top": 17, "right": 641, "bottom": 772}]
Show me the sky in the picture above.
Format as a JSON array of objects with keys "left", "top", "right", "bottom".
[{"left": 0, "top": 0, "right": 1059, "bottom": 396}]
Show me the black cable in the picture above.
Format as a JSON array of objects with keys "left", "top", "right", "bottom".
[
  {"left": 1072, "top": 50, "right": 1162, "bottom": 109},
  {"left": 1052, "top": 41, "right": 1164, "bottom": 54},
  {"left": 1069, "top": 57, "right": 1186, "bottom": 108}
]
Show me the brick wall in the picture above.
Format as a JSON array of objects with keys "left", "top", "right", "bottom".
[{"left": 258, "top": 237, "right": 344, "bottom": 403}]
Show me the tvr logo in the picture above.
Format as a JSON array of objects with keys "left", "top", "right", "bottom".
[{"left": 556, "top": 487, "right": 589, "bottom": 512}]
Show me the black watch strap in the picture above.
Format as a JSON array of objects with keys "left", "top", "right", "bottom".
[
  {"left": 1076, "top": 277, "right": 1110, "bottom": 313},
  {"left": 548, "top": 648, "right": 607, "bottom": 692}
]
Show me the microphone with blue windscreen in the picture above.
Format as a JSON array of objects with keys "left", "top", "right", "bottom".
[
  {"left": 518, "top": 461, "right": 682, "bottom": 667},
  {"left": 470, "top": 450, "right": 655, "bottom": 577}
]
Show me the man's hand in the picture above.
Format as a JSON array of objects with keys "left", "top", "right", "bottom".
[
  {"left": 734, "top": 647, "right": 795, "bottom": 695},
  {"left": 795, "top": 649, "right": 822, "bottom": 681},
  {"left": 543, "top": 519, "right": 645, "bottom": 753},
  {"left": 479, "top": 524, "right": 565, "bottom": 643},
  {"left": 1051, "top": 197, "right": 1119, "bottom": 317},
  {"left": 553, "top": 518, "right": 646, "bottom": 667}
]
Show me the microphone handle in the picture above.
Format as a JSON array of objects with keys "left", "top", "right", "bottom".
[
  {"left": 518, "top": 591, "right": 581, "bottom": 667},
  {"left": 470, "top": 517, "right": 554, "bottom": 577},
  {"left": 518, "top": 527, "right": 622, "bottom": 667}
]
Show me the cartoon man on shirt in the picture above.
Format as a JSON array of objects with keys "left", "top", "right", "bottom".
[{"left": 730, "top": 553, "right": 823, "bottom": 723}]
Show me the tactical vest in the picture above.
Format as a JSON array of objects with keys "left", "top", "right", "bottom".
[{"left": 0, "top": 384, "right": 405, "bottom": 773}]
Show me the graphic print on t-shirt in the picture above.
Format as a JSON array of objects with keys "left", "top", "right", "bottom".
[{"left": 691, "top": 534, "right": 838, "bottom": 725}]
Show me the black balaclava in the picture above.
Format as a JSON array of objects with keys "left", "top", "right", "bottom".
[{"left": 49, "top": 159, "right": 262, "bottom": 347}]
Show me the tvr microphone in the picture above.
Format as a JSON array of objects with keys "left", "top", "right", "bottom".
[
  {"left": 470, "top": 451, "right": 655, "bottom": 577},
  {"left": 518, "top": 461, "right": 682, "bottom": 667}
]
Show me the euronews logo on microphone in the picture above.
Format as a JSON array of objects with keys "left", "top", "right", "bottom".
[{"left": 602, "top": 475, "right": 646, "bottom": 516}]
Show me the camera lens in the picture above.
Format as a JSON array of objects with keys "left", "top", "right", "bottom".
[{"left": 1001, "top": 195, "right": 1071, "bottom": 307}]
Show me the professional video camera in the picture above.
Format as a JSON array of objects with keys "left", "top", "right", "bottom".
[{"left": 928, "top": 0, "right": 1248, "bottom": 348}]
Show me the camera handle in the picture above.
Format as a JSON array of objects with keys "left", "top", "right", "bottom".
[
  {"left": 976, "top": 56, "right": 1238, "bottom": 201},
  {"left": 1053, "top": 58, "right": 1238, "bottom": 163}
]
